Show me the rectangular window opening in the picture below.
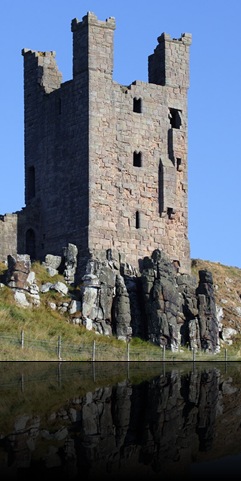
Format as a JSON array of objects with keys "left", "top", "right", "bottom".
[
  {"left": 136, "top": 211, "right": 140, "bottom": 229},
  {"left": 133, "top": 97, "right": 142, "bottom": 113},
  {"left": 169, "top": 108, "right": 182, "bottom": 129},
  {"left": 167, "top": 207, "right": 174, "bottom": 220},
  {"left": 176, "top": 158, "right": 182, "bottom": 171},
  {"left": 133, "top": 151, "right": 142, "bottom": 167}
]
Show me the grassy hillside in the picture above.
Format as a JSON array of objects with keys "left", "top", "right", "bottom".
[
  {"left": 0, "top": 259, "right": 241, "bottom": 361},
  {"left": 191, "top": 258, "right": 241, "bottom": 332}
]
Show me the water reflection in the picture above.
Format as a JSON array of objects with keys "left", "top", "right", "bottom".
[{"left": 0, "top": 361, "right": 241, "bottom": 480}]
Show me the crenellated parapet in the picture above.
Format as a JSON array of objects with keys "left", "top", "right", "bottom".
[
  {"left": 21, "top": 48, "right": 62, "bottom": 94},
  {"left": 149, "top": 32, "right": 192, "bottom": 88},
  {"left": 71, "top": 12, "right": 116, "bottom": 77}
]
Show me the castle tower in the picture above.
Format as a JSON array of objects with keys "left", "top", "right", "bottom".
[{"left": 17, "top": 12, "right": 192, "bottom": 276}]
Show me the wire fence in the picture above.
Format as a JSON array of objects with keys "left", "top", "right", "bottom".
[{"left": 0, "top": 330, "right": 239, "bottom": 361}]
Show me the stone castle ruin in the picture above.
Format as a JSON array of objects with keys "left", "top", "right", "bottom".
[
  {"left": 0, "top": 11, "right": 191, "bottom": 277},
  {"left": 0, "top": 12, "right": 220, "bottom": 351}
]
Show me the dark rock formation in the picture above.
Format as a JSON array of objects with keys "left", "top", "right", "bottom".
[
  {"left": 196, "top": 270, "right": 220, "bottom": 352},
  {"left": 79, "top": 248, "right": 219, "bottom": 352},
  {"left": 3, "top": 247, "right": 219, "bottom": 352}
]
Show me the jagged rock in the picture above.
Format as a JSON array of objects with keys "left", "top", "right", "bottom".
[
  {"left": 141, "top": 250, "right": 181, "bottom": 349},
  {"left": 140, "top": 249, "right": 219, "bottom": 352},
  {"left": 113, "top": 274, "right": 132, "bottom": 340},
  {"left": 40, "top": 282, "right": 53, "bottom": 293},
  {"left": 14, "top": 291, "right": 30, "bottom": 308},
  {"left": 83, "top": 317, "right": 93, "bottom": 331},
  {"left": 7, "top": 254, "right": 31, "bottom": 289},
  {"left": 68, "top": 300, "right": 81, "bottom": 315},
  {"left": 58, "top": 302, "right": 69, "bottom": 313},
  {"left": 44, "top": 254, "right": 62, "bottom": 270},
  {"left": 45, "top": 267, "right": 59, "bottom": 277},
  {"left": 196, "top": 270, "right": 220, "bottom": 352},
  {"left": 221, "top": 327, "right": 238, "bottom": 345},
  {"left": 48, "top": 302, "right": 56, "bottom": 310},
  {"left": 52, "top": 281, "right": 68, "bottom": 296},
  {"left": 63, "top": 243, "right": 78, "bottom": 284},
  {"left": 6, "top": 254, "right": 41, "bottom": 306}
]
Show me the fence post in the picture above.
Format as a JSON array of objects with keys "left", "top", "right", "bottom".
[
  {"left": 92, "top": 340, "right": 96, "bottom": 362},
  {"left": 21, "top": 330, "right": 24, "bottom": 349},
  {"left": 192, "top": 347, "right": 195, "bottom": 363},
  {"left": 162, "top": 345, "right": 166, "bottom": 362},
  {"left": 57, "top": 336, "right": 62, "bottom": 360}
]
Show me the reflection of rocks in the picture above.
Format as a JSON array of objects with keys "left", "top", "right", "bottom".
[{"left": 0, "top": 366, "right": 236, "bottom": 480}]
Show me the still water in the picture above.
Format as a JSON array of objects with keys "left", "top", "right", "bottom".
[{"left": 0, "top": 361, "right": 241, "bottom": 480}]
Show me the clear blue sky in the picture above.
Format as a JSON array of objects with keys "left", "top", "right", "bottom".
[{"left": 1, "top": 0, "right": 241, "bottom": 267}]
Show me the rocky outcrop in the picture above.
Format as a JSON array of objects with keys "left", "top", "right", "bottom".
[
  {"left": 196, "top": 270, "right": 220, "bottom": 352},
  {"left": 3, "top": 248, "right": 220, "bottom": 352},
  {"left": 6, "top": 254, "right": 40, "bottom": 307},
  {"left": 62, "top": 243, "right": 78, "bottom": 284},
  {"left": 140, "top": 250, "right": 219, "bottom": 352}
]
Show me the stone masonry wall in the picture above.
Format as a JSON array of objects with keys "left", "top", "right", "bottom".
[
  {"left": 87, "top": 15, "right": 192, "bottom": 273},
  {"left": 0, "top": 214, "right": 18, "bottom": 262},
  {"left": 21, "top": 42, "right": 90, "bottom": 269}
]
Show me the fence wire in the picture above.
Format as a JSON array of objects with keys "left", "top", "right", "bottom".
[{"left": 0, "top": 331, "right": 237, "bottom": 361}]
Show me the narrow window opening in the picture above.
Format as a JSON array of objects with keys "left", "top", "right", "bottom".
[
  {"left": 136, "top": 211, "right": 140, "bottom": 229},
  {"left": 27, "top": 166, "right": 35, "bottom": 201},
  {"left": 159, "top": 159, "right": 164, "bottom": 215},
  {"left": 133, "top": 151, "right": 142, "bottom": 167},
  {"left": 167, "top": 207, "right": 174, "bottom": 219},
  {"left": 176, "top": 158, "right": 182, "bottom": 171},
  {"left": 133, "top": 97, "right": 142, "bottom": 113},
  {"left": 169, "top": 108, "right": 182, "bottom": 129}
]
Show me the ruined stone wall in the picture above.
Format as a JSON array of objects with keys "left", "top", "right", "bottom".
[
  {"left": 21, "top": 46, "right": 89, "bottom": 267},
  {"left": 0, "top": 214, "right": 18, "bottom": 262}
]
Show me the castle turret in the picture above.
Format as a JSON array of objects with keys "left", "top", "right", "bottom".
[
  {"left": 148, "top": 32, "right": 192, "bottom": 88},
  {"left": 71, "top": 12, "right": 116, "bottom": 78}
]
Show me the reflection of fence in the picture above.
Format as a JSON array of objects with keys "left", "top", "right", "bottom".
[{"left": 0, "top": 330, "right": 237, "bottom": 361}]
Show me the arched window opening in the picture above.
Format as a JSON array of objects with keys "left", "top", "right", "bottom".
[
  {"left": 27, "top": 166, "right": 35, "bottom": 201},
  {"left": 133, "top": 97, "right": 142, "bottom": 113},
  {"left": 133, "top": 151, "right": 142, "bottom": 167},
  {"left": 135, "top": 211, "right": 140, "bottom": 229},
  {"left": 26, "top": 228, "right": 36, "bottom": 260}
]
